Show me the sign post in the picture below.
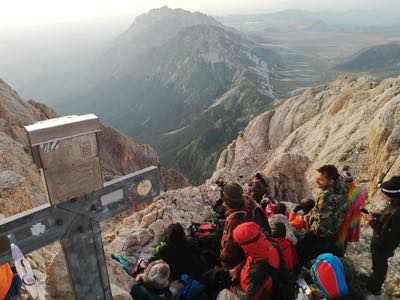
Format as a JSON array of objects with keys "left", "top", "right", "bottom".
[{"left": 0, "top": 115, "right": 160, "bottom": 300}]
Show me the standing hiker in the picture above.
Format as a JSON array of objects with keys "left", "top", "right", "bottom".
[
  {"left": 366, "top": 176, "right": 400, "bottom": 295},
  {"left": 336, "top": 166, "right": 367, "bottom": 256},
  {"left": 298, "top": 165, "right": 348, "bottom": 263}
]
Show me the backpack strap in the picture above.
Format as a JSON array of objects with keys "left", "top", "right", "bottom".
[{"left": 226, "top": 210, "right": 247, "bottom": 222}]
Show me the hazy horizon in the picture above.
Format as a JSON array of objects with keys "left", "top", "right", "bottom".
[{"left": 1, "top": 0, "right": 399, "bottom": 30}]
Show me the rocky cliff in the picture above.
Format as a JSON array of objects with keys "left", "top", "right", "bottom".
[
  {"left": 0, "top": 77, "right": 188, "bottom": 298},
  {"left": 213, "top": 74, "right": 400, "bottom": 202}
]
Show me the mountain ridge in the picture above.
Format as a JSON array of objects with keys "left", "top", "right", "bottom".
[{"left": 57, "top": 8, "right": 283, "bottom": 183}]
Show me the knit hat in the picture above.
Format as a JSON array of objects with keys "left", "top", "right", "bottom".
[
  {"left": 381, "top": 176, "right": 400, "bottom": 199},
  {"left": 136, "top": 260, "right": 170, "bottom": 289},
  {"left": 271, "top": 222, "right": 286, "bottom": 238},
  {"left": 223, "top": 183, "right": 244, "bottom": 209}
]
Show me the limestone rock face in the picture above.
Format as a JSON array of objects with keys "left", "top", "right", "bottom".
[
  {"left": 111, "top": 186, "right": 218, "bottom": 264},
  {"left": 0, "top": 79, "right": 53, "bottom": 216},
  {"left": 214, "top": 74, "right": 400, "bottom": 201},
  {"left": 98, "top": 126, "right": 190, "bottom": 189}
]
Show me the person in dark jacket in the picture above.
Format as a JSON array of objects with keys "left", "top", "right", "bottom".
[
  {"left": 131, "top": 260, "right": 173, "bottom": 300},
  {"left": 248, "top": 173, "right": 270, "bottom": 203},
  {"left": 367, "top": 176, "right": 400, "bottom": 295},
  {"left": 151, "top": 223, "right": 205, "bottom": 280}
]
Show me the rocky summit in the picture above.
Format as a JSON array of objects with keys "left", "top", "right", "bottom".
[{"left": 1, "top": 73, "right": 400, "bottom": 299}]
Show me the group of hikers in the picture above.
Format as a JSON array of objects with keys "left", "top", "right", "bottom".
[
  {"left": 124, "top": 165, "right": 400, "bottom": 300},
  {"left": 1, "top": 165, "right": 399, "bottom": 300}
]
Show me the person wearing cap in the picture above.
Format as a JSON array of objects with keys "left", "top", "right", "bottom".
[
  {"left": 232, "top": 222, "right": 280, "bottom": 300},
  {"left": 366, "top": 176, "right": 400, "bottom": 295},
  {"left": 131, "top": 259, "right": 173, "bottom": 300},
  {"left": 220, "top": 183, "right": 251, "bottom": 271}
]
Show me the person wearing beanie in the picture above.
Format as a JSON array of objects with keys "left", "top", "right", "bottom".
[
  {"left": 131, "top": 260, "right": 173, "bottom": 300},
  {"left": 232, "top": 222, "right": 280, "bottom": 300},
  {"left": 220, "top": 182, "right": 251, "bottom": 270},
  {"left": 366, "top": 176, "right": 400, "bottom": 295},
  {"left": 301, "top": 165, "right": 348, "bottom": 261},
  {"left": 271, "top": 222, "right": 298, "bottom": 271},
  {"left": 269, "top": 203, "right": 298, "bottom": 245}
]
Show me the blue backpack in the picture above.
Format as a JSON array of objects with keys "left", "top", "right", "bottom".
[
  {"left": 311, "top": 253, "right": 349, "bottom": 299},
  {"left": 175, "top": 274, "right": 206, "bottom": 300}
]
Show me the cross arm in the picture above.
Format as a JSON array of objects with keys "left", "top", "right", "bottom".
[
  {"left": 0, "top": 204, "right": 75, "bottom": 264},
  {"left": 57, "top": 166, "right": 161, "bottom": 222}
]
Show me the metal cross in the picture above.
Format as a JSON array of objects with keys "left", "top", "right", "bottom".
[{"left": 0, "top": 166, "right": 160, "bottom": 300}]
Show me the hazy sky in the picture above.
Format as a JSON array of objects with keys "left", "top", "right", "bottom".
[{"left": 1, "top": 0, "right": 398, "bottom": 29}]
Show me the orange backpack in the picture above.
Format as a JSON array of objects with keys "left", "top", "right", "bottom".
[{"left": 0, "top": 263, "right": 13, "bottom": 300}]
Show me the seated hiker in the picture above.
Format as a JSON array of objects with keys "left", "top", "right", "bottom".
[
  {"left": 220, "top": 183, "right": 252, "bottom": 270},
  {"left": 231, "top": 222, "right": 281, "bottom": 300},
  {"left": 261, "top": 196, "right": 277, "bottom": 218},
  {"left": 336, "top": 167, "right": 367, "bottom": 256},
  {"left": 298, "top": 165, "right": 348, "bottom": 264},
  {"left": 271, "top": 222, "right": 297, "bottom": 272},
  {"left": 247, "top": 172, "right": 270, "bottom": 204},
  {"left": 289, "top": 198, "right": 315, "bottom": 231},
  {"left": 131, "top": 260, "right": 173, "bottom": 300},
  {"left": 151, "top": 223, "right": 206, "bottom": 280},
  {"left": 214, "top": 177, "right": 227, "bottom": 220},
  {"left": 269, "top": 203, "right": 297, "bottom": 245},
  {"left": 366, "top": 176, "right": 400, "bottom": 295}
]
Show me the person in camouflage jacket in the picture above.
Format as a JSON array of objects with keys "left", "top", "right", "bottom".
[
  {"left": 308, "top": 165, "right": 349, "bottom": 240},
  {"left": 297, "top": 165, "right": 348, "bottom": 263}
]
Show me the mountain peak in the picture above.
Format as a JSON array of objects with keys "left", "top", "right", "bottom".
[{"left": 129, "top": 6, "right": 219, "bottom": 33}]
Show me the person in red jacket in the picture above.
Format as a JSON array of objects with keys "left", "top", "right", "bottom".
[
  {"left": 271, "top": 222, "right": 298, "bottom": 272},
  {"left": 220, "top": 183, "right": 252, "bottom": 270},
  {"left": 232, "top": 222, "right": 280, "bottom": 300}
]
